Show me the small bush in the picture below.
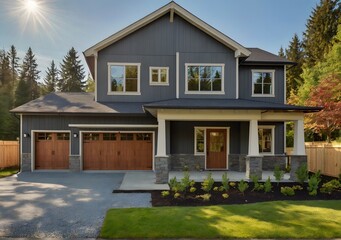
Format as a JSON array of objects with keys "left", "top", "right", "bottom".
[
  {"left": 251, "top": 175, "right": 263, "bottom": 191},
  {"left": 201, "top": 173, "right": 215, "bottom": 192},
  {"left": 237, "top": 180, "right": 249, "bottom": 195},
  {"left": 292, "top": 185, "right": 303, "bottom": 191},
  {"left": 213, "top": 186, "right": 219, "bottom": 191},
  {"left": 229, "top": 182, "right": 236, "bottom": 188},
  {"left": 174, "top": 192, "right": 181, "bottom": 199},
  {"left": 281, "top": 186, "right": 295, "bottom": 196},
  {"left": 169, "top": 177, "right": 178, "bottom": 189},
  {"left": 273, "top": 165, "right": 284, "bottom": 185},
  {"left": 222, "top": 193, "right": 229, "bottom": 199},
  {"left": 189, "top": 187, "right": 196, "bottom": 193},
  {"left": 295, "top": 163, "right": 308, "bottom": 184},
  {"left": 161, "top": 191, "right": 170, "bottom": 197},
  {"left": 189, "top": 180, "right": 195, "bottom": 187},
  {"left": 218, "top": 186, "right": 225, "bottom": 192},
  {"left": 307, "top": 171, "right": 321, "bottom": 196},
  {"left": 181, "top": 171, "right": 191, "bottom": 190},
  {"left": 264, "top": 177, "right": 272, "bottom": 193},
  {"left": 221, "top": 172, "right": 230, "bottom": 192},
  {"left": 320, "top": 179, "right": 341, "bottom": 194},
  {"left": 196, "top": 193, "right": 211, "bottom": 201}
]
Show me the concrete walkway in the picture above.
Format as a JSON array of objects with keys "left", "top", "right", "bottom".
[{"left": 119, "top": 171, "right": 169, "bottom": 190}]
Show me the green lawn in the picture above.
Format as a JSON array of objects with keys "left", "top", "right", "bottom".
[
  {"left": 0, "top": 167, "right": 19, "bottom": 178},
  {"left": 101, "top": 200, "right": 341, "bottom": 239}
]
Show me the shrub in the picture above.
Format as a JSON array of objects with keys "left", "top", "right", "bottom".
[
  {"left": 189, "top": 187, "right": 196, "bottom": 193},
  {"left": 237, "top": 180, "right": 249, "bottom": 195},
  {"left": 174, "top": 192, "right": 181, "bottom": 199},
  {"left": 264, "top": 177, "right": 272, "bottom": 193},
  {"left": 196, "top": 193, "right": 211, "bottom": 201},
  {"left": 281, "top": 186, "right": 295, "bottom": 196},
  {"left": 292, "top": 185, "right": 303, "bottom": 191},
  {"left": 161, "top": 191, "right": 170, "bottom": 197},
  {"left": 222, "top": 193, "right": 229, "bottom": 199},
  {"left": 273, "top": 165, "right": 284, "bottom": 185},
  {"left": 181, "top": 171, "right": 191, "bottom": 190},
  {"left": 307, "top": 171, "right": 321, "bottom": 196},
  {"left": 295, "top": 163, "right": 308, "bottom": 184},
  {"left": 169, "top": 177, "right": 178, "bottom": 190},
  {"left": 189, "top": 180, "right": 195, "bottom": 187},
  {"left": 221, "top": 172, "right": 230, "bottom": 192},
  {"left": 320, "top": 179, "right": 341, "bottom": 194},
  {"left": 218, "top": 186, "right": 225, "bottom": 191},
  {"left": 213, "top": 186, "right": 219, "bottom": 191},
  {"left": 251, "top": 175, "right": 263, "bottom": 191},
  {"left": 201, "top": 173, "right": 215, "bottom": 192},
  {"left": 229, "top": 182, "right": 236, "bottom": 188}
]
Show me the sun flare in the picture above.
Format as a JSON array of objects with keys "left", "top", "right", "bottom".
[{"left": 25, "top": 0, "right": 38, "bottom": 13}]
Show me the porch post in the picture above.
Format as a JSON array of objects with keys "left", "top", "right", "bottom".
[
  {"left": 246, "top": 119, "right": 262, "bottom": 179},
  {"left": 155, "top": 117, "right": 169, "bottom": 184},
  {"left": 290, "top": 119, "right": 307, "bottom": 181}
]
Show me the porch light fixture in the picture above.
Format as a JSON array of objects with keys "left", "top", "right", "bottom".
[
  {"left": 23, "top": 133, "right": 30, "bottom": 138},
  {"left": 73, "top": 133, "right": 78, "bottom": 138}
]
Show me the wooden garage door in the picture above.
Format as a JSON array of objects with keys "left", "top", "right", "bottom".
[
  {"left": 83, "top": 132, "right": 153, "bottom": 170},
  {"left": 35, "top": 132, "right": 70, "bottom": 169}
]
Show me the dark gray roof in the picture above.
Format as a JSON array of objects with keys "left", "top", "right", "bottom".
[
  {"left": 243, "top": 48, "right": 295, "bottom": 65},
  {"left": 11, "top": 92, "right": 146, "bottom": 114},
  {"left": 144, "top": 98, "right": 321, "bottom": 112}
]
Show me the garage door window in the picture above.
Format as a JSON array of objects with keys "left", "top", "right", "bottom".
[
  {"left": 57, "top": 133, "right": 70, "bottom": 140},
  {"left": 37, "top": 133, "right": 52, "bottom": 140},
  {"left": 84, "top": 133, "right": 100, "bottom": 141},
  {"left": 136, "top": 133, "right": 151, "bottom": 141},
  {"left": 103, "top": 133, "right": 117, "bottom": 140},
  {"left": 121, "top": 133, "right": 134, "bottom": 140}
]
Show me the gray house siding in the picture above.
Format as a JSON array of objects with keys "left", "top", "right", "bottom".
[
  {"left": 239, "top": 65, "right": 285, "bottom": 104},
  {"left": 97, "top": 13, "right": 236, "bottom": 102}
]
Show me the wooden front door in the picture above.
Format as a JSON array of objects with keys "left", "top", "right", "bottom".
[
  {"left": 206, "top": 129, "right": 227, "bottom": 169},
  {"left": 35, "top": 132, "right": 70, "bottom": 169}
]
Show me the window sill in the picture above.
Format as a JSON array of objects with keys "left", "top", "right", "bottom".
[
  {"left": 252, "top": 94, "right": 275, "bottom": 98},
  {"left": 107, "top": 92, "right": 141, "bottom": 96},
  {"left": 194, "top": 153, "right": 205, "bottom": 156},
  {"left": 185, "top": 91, "right": 225, "bottom": 95},
  {"left": 150, "top": 83, "right": 169, "bottom": 86}
]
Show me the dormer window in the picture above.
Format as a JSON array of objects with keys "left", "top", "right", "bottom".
[
  {"left": 108, "top": 63, "right": 141, "bottom": 95},
  {"left": 252, "top": 70, "right": 275, "bottom": 97}
]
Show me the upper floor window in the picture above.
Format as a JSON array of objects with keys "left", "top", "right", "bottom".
[
  {"left": 108, "top": 63, "right": 140, "bottom": 95},
  {"left": 252, "top": 70, "right": 275, "bottom": 97},
  {"left": 150, "top": 67, "right": 169, "bottom": 85},
  {"left": 185, "top": 64, "right": 224, "bottom": 94},
  {"left": 258, "top": 126, "right": 275, "bottom": 155}
]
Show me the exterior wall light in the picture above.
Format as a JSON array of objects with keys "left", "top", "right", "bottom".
[
  {"left": 23, "top": 133, "right": 30, "bottom": 138},
  {"left": 73, "top": 133, "right": 78, "bottom": 138}
]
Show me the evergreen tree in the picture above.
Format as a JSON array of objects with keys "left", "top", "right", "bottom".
[
  {"left": 0, "top": 50, "right": 12, "bottom": 86},
  {"left": 7, "top": 45, "right": 19, "bottom": 87},
  {"left": 285, "top": 34, "right": 304, "bottom": 97},
  {"left": 85, "top": 74, "right": 95, "bottom": 92},
  {"left": 303, "top": 0, "right": 341, "bottom": 67},
  {"left": 42, "top": 60, "right": 58, "bottom": 94},
  {"left": 15, "top": 47, "right": 40, "bottom": 106},
  {"left": 278, "top": 46, "right": 286, "bottom": 57},
  {"left": 59, "top": 47, "right": 85, "bottom": 92}
]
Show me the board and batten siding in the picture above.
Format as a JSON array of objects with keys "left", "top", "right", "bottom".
[
  {"left": 97, "top": 13, "right": 236, "bottom": 102},
  {"left": 22, "top": 115, "right": 157, "bottom": 155}
]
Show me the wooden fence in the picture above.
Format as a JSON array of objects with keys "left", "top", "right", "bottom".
[
  {"left": 287, "top": 143, "right": 341, "bottom": 178},
  {"left": 0, "top": 141, "right": 19, "bottom": 168}
]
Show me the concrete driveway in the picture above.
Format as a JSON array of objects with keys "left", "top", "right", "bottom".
[{"left": 0, "top": 172, "right": 151, "bottom": 238}]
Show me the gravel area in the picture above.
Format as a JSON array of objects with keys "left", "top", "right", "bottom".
[{"left": 0, "top": 172, "right": 151, "bottom": 238}]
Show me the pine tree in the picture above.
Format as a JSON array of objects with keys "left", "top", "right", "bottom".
[
  {"left": 0, "top": 50, "right": 12, "bottom": 86},
  {"left": 42, "top": 60, "right": 58, "bottom": 94},
  {"left": 7, "top": 45, "right": 19, "bottom": 87},
  {"left": 278, "top": 46, "right": 286, "bottom": 57},
  {"left": 15, "top": 47, "right": 40, "bottom": 106},
  {"left": 59, "top": 47, "right": 85, "bottom": 92},
  {"left": 303, "top": 0, "right": 341, "bottom": 67},
  {"left": 285, "top": 34, "right": 304, "bottom": 97}
]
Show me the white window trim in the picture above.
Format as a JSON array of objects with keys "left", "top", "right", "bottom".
[
  {"left": 258, "top": 125, "right": 275, "bottom": 155},
  {"left": 149, "top": 67, "right": 169, "bottom": 86},
  {"left": 251, "top": 69, "right": 275, "bottom": 97},
  {"left": 185, "top": 63, "right": 225, "bottom": 94},
  {"left": 107, "top": 62, "right": 141, "bottom": 95},
  {"left": 194, "top": 127, "right": 206, "bottom": 155}
]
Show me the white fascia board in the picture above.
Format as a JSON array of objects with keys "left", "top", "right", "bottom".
[
  {"left": 84, "top": 2, "right": 250, "bottom": 57},
  {"left": 69, "top": 124, "right": 158, "bottom": 128}
]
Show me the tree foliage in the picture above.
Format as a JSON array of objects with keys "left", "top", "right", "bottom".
[
  {"left": 85, "top": 74, "right": 95, "bottom": 92},
  {"left": 42, "top": 60, "right": 58, "bottom": 94},
  {"left": 59, "top": 47, "right": 85, "bottom": 92}
]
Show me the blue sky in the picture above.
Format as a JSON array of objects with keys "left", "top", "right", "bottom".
[{"left": 0, "top": 0, "right": 320, "bottom": 80}]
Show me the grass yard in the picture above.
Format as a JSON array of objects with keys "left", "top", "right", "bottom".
[
  {"left": 0, "top": 167, "right": 19, "bottom": 178},
  {"left": 101, "top": 200, "right": 341, "bottom": 239}
]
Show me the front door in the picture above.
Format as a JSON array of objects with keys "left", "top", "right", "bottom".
[{"left": 206, "top": 129, "right": 227, "bottom": 169}]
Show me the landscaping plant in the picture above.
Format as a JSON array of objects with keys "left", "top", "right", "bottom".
[
  {"left": 222, "top": 193, "right": 229, "bottom": 199},
  {"left": 264, "top": 177, "right": 272, "bottom": 193},
  {"left": 221, "top": 172, "right": 230, "bottom": 192},
  {"left": 320, "top": 179, "right": 341, "bottom": 194},
  {"left": 295, "top": 163, "right": 308, "bottom": 184},
  {"left": 196, "top": 193, "right": 211, "bottom": 201},
  {"left": 190, "top": 187, "right": 196, "bottom": 193},
  {"left": 237, "top": 180, "right": 249, "bottom": 195},
  {"left": 307, "top": 171, "right": 321, "bottom": 196},
  {"left": 273, "top": 165, "right": 284, "bottom": 185},
  {"left": 201, "top": 173, "right": 215, "bottom": 192},
  {"left": 161, "top": 191, "right": 170, "bottom": 197},
  {"left": 281, "top": 186, "right": 295, "bottom": 196},
  {"left": 251, "top": 175, "right": 264, "bottom": 191},
  {"left": 181, "top": 171, "right": 191, "bottom": 190}
]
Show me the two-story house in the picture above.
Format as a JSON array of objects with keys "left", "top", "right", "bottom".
[{"left": 12, "top": 2, "right": 320, "bottom": 183}]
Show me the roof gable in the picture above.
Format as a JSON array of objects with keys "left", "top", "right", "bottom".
[{"left": 84, "top": 1, "right": 251, "bottom": 57}]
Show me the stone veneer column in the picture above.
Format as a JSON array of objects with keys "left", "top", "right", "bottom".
[
  {"left": 155, "top": 156, "right": 169, "bottom": 184},
  {"left": 21, "top": 153, "right": 32, "bottom": 172},
  {"left": 290, "top": 155, "right": 307, "bottom": 181},
  {"left": 246, "top": 156, "right": 263, "bottom": 179},
  {"left": 69, "top": 155, "right": 81, "bottom": 172}
]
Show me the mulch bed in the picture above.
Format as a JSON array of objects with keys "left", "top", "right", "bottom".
[{"left": 151, "top": 175, "right": 341, "bottom": 207}]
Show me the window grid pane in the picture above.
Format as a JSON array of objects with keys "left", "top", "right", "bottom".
[
  {"left": 196, "top": 129, "right": 205, "bottom": 153},
  {"left": 187, "top": 66, "right": 222, "bottom": 92},
  {"left": 253, "top": 71, "right": 273, "bottom": 95},
  {"left": 110, "top": 65, "right": 139, "bottom": 93}
]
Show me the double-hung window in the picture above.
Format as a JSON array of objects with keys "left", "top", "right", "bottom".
[
  {"left": 150, "top": 67, "right": 169, "bottom": 85},
  {"left": 252, "top": 70, "right": 275, "bottom": 96},
  {"left": 108, "top": 63, "right": 140, "bottom": 95},
  {"left": 258, "top": 126, "right": 275, "bottom": 155},
  {"left": 186, "top": 64, "right": 224, "bottom": 94}
]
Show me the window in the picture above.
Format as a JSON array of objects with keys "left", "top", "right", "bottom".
[
  {"left": 150, "top": 67, "right": 169, "bottom": 85},
  {"left": 103, "top": 133, "right": 116, "bottom": 141},
  {"left": 252, "top": 70, "right": 275, "bottom": 96},
  {"left": 83, "top": 133, "right": 100, "bottom": 141},
  {"left": 108, "top": 63, "right": 140, "bottom": 94},
  {"left": 136, "top": 133, "right": 151, "bottom": 141},
  {"left": 120, "top": 133, "right": 134, "bottom": 141},
  {"left": 57, "top": 133, "right": 70, "bottom": 140},
  {"left": 37, "top": 133, "right": 52, "bottom": 140},
  {"left": 194, "top": 128, "right": 205, "bottom": 155},
  {"left": 258, "top": 126, "right": 275, "bottom": 154},
  {"left": 186, "top": 64, "right": 224, "bottom": 93}
]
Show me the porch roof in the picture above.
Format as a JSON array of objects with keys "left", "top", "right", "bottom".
[{"left": 143, "top": 98, "right": 321, "bottom": 112}]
